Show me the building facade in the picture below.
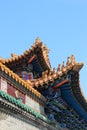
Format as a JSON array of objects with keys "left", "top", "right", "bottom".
[{"left": 0, "top": 38, "right": 87, "bottom": 130}]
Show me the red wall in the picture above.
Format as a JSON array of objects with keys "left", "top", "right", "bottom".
[
  {"left": 7, "top": 83, "right": 25, "bottom": 104},
  {"left": 7, "top": 83, "right": 16, "bottom": 97}
]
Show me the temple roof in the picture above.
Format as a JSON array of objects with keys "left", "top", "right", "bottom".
[
  {"left": 2, "top": 37, "right": 51, "bottom": 71},
  {"left": 0, "top": 37, "right": 87, "bottom": 114},
  {"left": 32, "top": 60, "right": 84, "bottom": 87}
]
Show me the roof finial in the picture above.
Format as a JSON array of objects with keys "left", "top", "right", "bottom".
[
  {"left": 35, "top": 37, "right": 41, "bottom": 44},
  {"left": 71, "top": 54, "right": 76, "bottom": 65},
  {"left": 66, "top": 56, "right": 71, "bottom": 66},
  {"left": 61, "top": 61, "right": 65, "bottom": 70},
  {"left": 61, "top": 61, "right": 67, "bottom": 72},
  {"left": 11, "top": 53, "right": 17, "bottom": 57},
  {"left": 57, "top": 64, "right": 61, "bottom": 71}
]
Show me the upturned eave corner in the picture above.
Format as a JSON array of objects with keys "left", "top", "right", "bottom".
[{"left": 72, "top": 62, "right": 84, "bottom": 72}]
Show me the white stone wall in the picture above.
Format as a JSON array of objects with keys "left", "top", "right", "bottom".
[
  {"left": 26, "top": 95, "right": 44, "bottom": 114},
  {"left": 0, "top": 78, "right": 7, "bottom": 93},
  {"left": 0, "top": 112, "right": 47, "bottom": 130}
]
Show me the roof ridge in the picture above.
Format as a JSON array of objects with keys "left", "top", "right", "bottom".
[
  {"left": 2, "top": 38, "right": 51, "bottom": 70},
  {"left": 32, "top": 56, "right": 83, "bottom": 87},
  {"left": 3, "top": 37, "right": 43, "bottom": 64}
]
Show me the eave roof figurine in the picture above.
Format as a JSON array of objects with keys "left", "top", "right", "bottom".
[{"left": 0, "top": 37, "right": 87, "bottom": 130}]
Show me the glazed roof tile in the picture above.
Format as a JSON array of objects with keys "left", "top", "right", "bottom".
[
  {"left": 32, "top": 58, "right": 84, "bottom": 88},
  {"left": 0, "top": 38, "right": 86, "bottom": 113}
]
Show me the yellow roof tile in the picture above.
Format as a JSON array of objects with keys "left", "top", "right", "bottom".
[
  {"left": 3, "top": 38, "right": 51, "bottom": 71},
  {"left": 32, "top": 56, "right": 83, "bottom": 88}
]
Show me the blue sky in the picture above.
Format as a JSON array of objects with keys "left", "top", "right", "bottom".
[{"left": 0, "top": 0, "right": 87, "bottom": 98}]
